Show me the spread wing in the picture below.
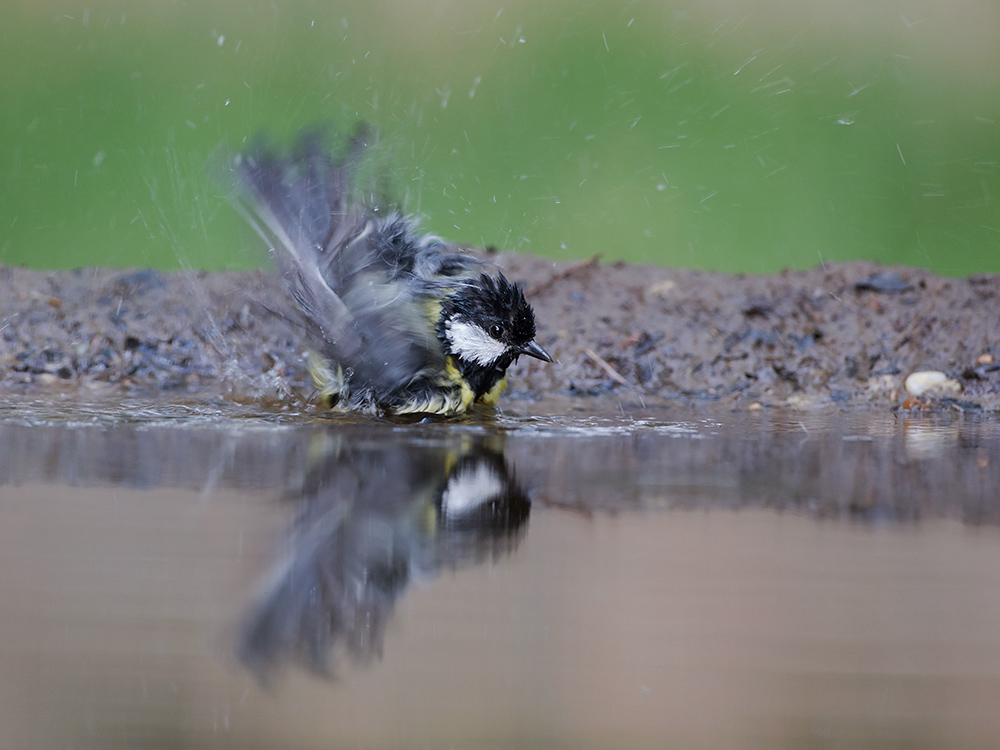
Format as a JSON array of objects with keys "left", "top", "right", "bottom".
[{"left": 229, "top": 129, "right": 479, "bottom": 394}]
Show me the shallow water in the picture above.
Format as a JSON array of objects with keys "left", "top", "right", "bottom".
[{"left": 1, "top": 398, "right": 999, "bottom": 748}]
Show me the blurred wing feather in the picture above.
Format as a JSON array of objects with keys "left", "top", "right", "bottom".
[{"left": 231, "top": 130, "right": 478, "bottom": 394}]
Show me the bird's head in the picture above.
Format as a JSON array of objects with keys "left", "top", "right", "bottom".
[{"left": 440, "top": 273, "right": 552, "bottom": 372}]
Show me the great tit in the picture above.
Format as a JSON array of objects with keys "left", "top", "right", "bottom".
[{"left": 231, "top": 129, "right": 552, "bottom": 416}]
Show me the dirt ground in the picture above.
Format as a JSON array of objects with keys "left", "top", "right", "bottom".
[{"left": 2, "top": 252, "right": 999, "bottom": 413}]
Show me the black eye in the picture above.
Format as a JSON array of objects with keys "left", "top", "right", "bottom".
[{"left": 490, "top": 324, "right": 503, "bottom": 339}]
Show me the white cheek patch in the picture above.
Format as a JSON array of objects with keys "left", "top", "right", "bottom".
[
  {"left": 440, "top": 463, "right": 504, "bottom": 518},
  {"left": 446, "top": 319, "right": 509, "bottom": 366}
]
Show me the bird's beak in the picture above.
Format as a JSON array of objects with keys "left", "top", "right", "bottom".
[{"left": 521, "top": 340, "right": 553, "bottom": 363}]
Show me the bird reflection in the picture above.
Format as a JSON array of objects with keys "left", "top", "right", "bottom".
[{"left": 238, "top": 431, "right": 530, "bottom": 681}]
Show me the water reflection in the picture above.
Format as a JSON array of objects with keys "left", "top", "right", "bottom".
[
  {"left": 239, "top": 433, "right": 529, "bottom": 679},
  {"left": 0, "top": 408, "right": 998, "bottom": 526},
  {"left": 1, "top": 408, "right": 1000, "bottom": 747}
]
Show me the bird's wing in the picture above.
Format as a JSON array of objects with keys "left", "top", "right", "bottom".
[{"left": 230, "top": 130, "right": 478, "bottom": 394}]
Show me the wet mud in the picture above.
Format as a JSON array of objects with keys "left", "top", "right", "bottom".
[{"left": 2, "top": 253, "right": 999, "bottom": 412}]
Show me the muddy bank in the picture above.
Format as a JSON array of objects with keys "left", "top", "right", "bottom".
[{"left": 2, "top": 254, "right": 999, "bottom": 412}]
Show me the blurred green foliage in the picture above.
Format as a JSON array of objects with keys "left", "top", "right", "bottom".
[{"left": 2, "top": 0, "right": 999, "bottom": 274}]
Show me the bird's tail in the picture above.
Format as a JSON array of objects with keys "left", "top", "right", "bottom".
[{"left": 225, "top": 126, "right": 377, "bottom": 361}]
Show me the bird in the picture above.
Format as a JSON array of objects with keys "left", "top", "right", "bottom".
[{"left": 229, "top": 127, "right": 552, "bottom": 416}]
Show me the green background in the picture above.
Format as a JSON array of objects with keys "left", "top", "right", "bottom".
[{"left": 3, "top": 0, "right": 999, "bottom": 274}]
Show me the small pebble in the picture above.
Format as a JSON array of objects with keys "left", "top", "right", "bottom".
[
  {"left": 855, "top": 271, "right": 913, "bottom": 293},
  {"left": 647, "top": 279, "right": 677, "bottom": 297},
  {"left": 904, "top": 370, "right": 961, "bottom": 397},
  {"left": 977, "top": 353, "right": 994, "bottom": 366}
]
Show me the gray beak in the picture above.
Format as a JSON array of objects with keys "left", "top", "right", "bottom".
[{"left": 520, "top": 340, "right": 553, "bottom": 363}]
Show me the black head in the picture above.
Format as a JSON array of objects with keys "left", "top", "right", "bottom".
[{"left": 439, "top": 273, "right": 552, "bottom": 373}]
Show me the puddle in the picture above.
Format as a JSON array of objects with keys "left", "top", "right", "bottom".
[{"left": 1, "top": 401, "right": 999, "bottom": 747}]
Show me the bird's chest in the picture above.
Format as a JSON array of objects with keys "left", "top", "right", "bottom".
[{"left": 447, "top": 356, "right": 509, "bottom": 403}]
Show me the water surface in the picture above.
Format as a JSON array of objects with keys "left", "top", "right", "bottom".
[{"left": 1, "top": 400, "right": 998, "bottom": 748}]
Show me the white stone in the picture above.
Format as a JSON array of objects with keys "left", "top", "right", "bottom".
[{"left": 904, "top": 370, "right": 961, "bottom": 397}]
